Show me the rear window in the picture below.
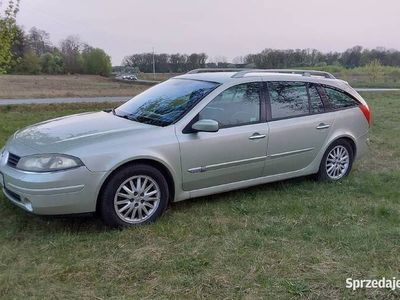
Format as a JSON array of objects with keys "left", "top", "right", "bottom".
[{"left": 324, "top": 86, "right": 358, "bottom": 109}]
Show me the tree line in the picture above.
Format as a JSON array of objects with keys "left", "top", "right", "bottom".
[
  {"left": 242, "top": 46, "right": 400, "bottom": 69},
  {"left": 0, "top": 0, "right": 112, "bottom": 75},
  {"left": 3, "top": 1, "right": 400, "bottom": 76},
  {"left": 121, "top": 46, "right": 400, "bottom": 73},
  {"left": 122, "top": 53, "right": 208, "bottom": 73}
]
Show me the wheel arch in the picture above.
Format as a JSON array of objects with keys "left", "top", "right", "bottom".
[
  {"left": 96, "top": 158, "right": 176, "bottom": 212},
  {"left": 315, "top": 135, "right": 356, "bottom": 180},
  {"left": 327, "top": 135, "right": 357, "bottom": 158},
  {"left": 316, "top": 134, "right": 357, "bottom": 172}
]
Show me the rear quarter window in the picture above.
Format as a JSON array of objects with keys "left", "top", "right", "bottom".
[{"left": 324, "top": 86, "right": 358, "bottom": 109}]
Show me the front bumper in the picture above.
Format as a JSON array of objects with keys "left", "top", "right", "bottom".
[{"left": 0, "top": 161, "right": 106, "bottom": 215}]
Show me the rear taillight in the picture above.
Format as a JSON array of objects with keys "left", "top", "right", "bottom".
[{"left": 359, "top": 103, "right": 372, "bottom": 126}]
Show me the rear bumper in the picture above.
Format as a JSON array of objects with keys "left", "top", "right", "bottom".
[{"left": 0, "top": 163, "right": 106, "bottom": 215}]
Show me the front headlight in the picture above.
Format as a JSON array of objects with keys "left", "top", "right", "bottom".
[{"left": 16, "top": 154, "right": 83, "bottom": 172}]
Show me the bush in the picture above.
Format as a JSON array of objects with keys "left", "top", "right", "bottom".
[
  {"left": 14, "top": 51, "right": 41, "bottom": 74},
  {"left": 40, "top": 52, "right": 64, "bottom": 74},
  {"left": 363, "top": 59, "right": 384, "bottom": 82},
  {"left": 82, "top": 48, "right": 112, "bottom": 76}
]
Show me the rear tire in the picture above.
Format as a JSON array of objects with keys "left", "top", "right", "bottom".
[
  {"left": 317, "top": 139, "right": 354, "bottom": 181},
  {"left": 99, "top": 164, "right": 169, "bottom": 228}
]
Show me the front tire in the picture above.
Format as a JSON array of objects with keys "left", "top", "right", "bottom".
[
  {"left": 99, "top": 164, "right": 169, "bottom": 228},
  {"left": 317, "top": 139, "right": 354, "bottom": 181}
]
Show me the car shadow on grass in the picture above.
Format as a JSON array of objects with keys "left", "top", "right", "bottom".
[
  {"left": 0, "top": 200, "right": 108, "bottom": 234},
  {"left": 169, "top": 175, "right": 318, "bottom": 212}
]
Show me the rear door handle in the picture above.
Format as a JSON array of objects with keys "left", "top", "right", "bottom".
[
  {"left": 316, "top": 123, "right": 330, "bottom": 130},
  {"left": 249, "top": 133, "right": 266, "bottom": 140}
]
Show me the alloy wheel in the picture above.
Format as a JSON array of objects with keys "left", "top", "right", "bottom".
[
  {"left": 325, "top": 145, "right": 350, "bottom": 180},
  {"left": 114, "top": 175, "right": 161, "bottom": 224}
]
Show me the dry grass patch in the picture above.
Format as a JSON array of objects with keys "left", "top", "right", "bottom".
[{"left": 0, "top": 75, "right": 149, "bottom": 99}]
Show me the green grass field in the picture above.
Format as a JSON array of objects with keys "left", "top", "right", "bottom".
[{"left": 0, "top": 92, "right": 399, "bottom": 299}]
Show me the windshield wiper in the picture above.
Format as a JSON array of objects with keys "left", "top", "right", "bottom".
[
  {"left": 111, "top": 109, "right": 169, "bottom": 126},
  {"left": 127, "top": 114, "right": 169, "bottom": 127}
]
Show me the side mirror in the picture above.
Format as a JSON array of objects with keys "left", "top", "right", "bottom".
[{"left": 192, "top": 119, "right": 219, "bottom": 132}]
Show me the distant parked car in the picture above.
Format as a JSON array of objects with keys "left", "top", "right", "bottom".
[
  {"left": 0, "top": 69, "right": 371, "bottom": 227},
  {"left": 122, "top": 74, "right": 138, "bottom": 81}
]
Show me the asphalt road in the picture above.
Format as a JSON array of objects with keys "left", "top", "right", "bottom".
[{"left": 0, "top": 88, "right": 398, "bottom": 106}]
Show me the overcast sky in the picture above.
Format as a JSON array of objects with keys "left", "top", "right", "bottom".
[{"left": 17, "top": 0, "right": 400, "bottom": 65}]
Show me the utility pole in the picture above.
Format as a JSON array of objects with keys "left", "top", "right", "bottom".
[{"left": 152, "top": 47, "right": 155, "bottom": 80}]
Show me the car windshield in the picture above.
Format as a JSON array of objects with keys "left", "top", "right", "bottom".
[{"left": 115, "top": 78, "right": 219, "bottom": 126}]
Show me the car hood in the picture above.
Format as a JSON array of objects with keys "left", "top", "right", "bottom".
[{"left": 12, "top": 111, "right": 155, "bottom": 152}]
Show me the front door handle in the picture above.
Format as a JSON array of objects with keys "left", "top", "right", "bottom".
[
  {"left": 249, "top": 133, "right": 266, "bottom": 140},
  {"left": 316, "top": 123, "right": 330, "bottom": 130}
]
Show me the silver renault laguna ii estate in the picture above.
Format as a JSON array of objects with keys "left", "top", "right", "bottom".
[{"left": 0, "top": 69, "right": 371, "bottom": 227}]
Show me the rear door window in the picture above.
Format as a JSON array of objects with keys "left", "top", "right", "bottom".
[{"left": 268, "top": 82, "right": 309, "bottom": 120}]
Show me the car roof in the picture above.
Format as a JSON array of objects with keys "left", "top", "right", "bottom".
[
  {"left": 173, "top": 69, "right": 364, "bottom": 104},
  {"left": 175, "top": 71, "right": 344, "bottom": 86},
  {"left": 174, "top": 72, "right": 238, "bottom": 84}
]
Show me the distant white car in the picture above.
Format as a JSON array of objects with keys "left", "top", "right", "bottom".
[{"left": 122, "top": 75, "right": 138, "bottom": 81}]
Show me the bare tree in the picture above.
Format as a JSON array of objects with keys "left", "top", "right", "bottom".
[
  {"left": 232, "top": 56, "right": 244, "bottom": 64},
  {"left": 26, "top": 27, "right": 51, "bottom": 56},
  {"left": 212, "top": 55, "right": 227, "bottom": 64},
  {"left": 60, "top": 35, "right": 83, "bottom": 73}
]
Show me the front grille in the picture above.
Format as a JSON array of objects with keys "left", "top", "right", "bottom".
[{"left": 7, "top": 153, "right": 21, "bottom": 168}]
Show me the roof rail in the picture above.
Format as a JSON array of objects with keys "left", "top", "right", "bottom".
[
  {"left": 232, "top": 69, "right": 336, "bottom": 79},
  {"left": 187, "top": 68, "right": 249, "bottom": 74}
]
